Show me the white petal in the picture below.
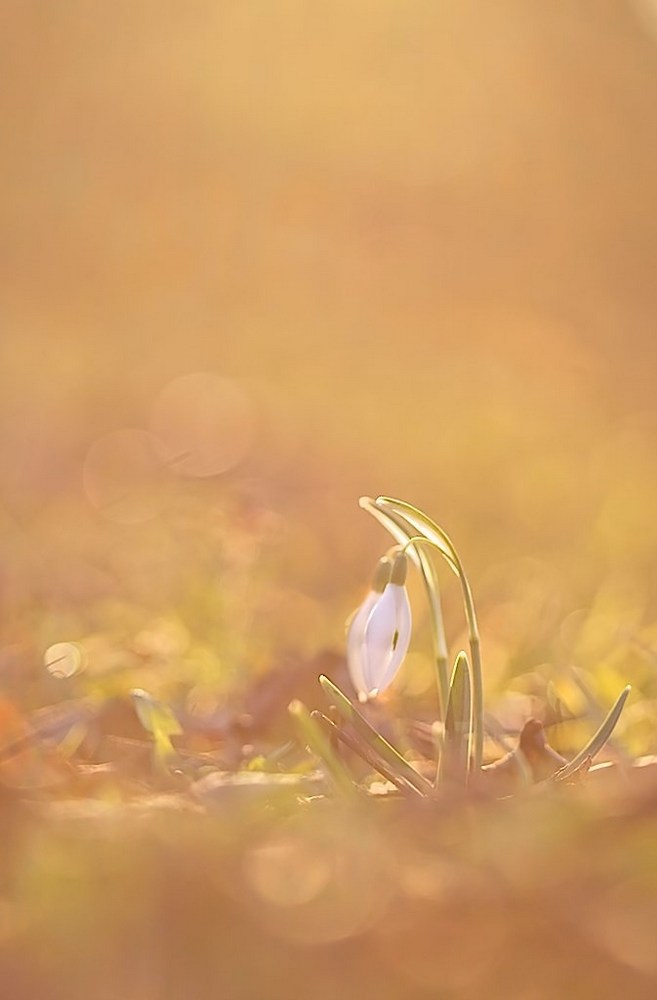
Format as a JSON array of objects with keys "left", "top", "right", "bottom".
[
  {"left": 346, "top": 590, "right": 379, "bottom": 700},
  {"left": 360, "top": 585, "right": 399, "bottom": 696},
  {"left": 373, "top": 584, "right": 412, "bottom": 694}
]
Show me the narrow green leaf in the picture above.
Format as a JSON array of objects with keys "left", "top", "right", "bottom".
[
  {"left": 288, "top": 699, "right": 356, "bottom": 795},
  {"left": 438, "top": 651, "right": 472, "bottom": 786},
  {"left": 319, "top": 675, "right": 432, "bottom": 795},
  {"left": 554, "top": 685, "right": 631, "bottom": 783},
  {"left": 359, "top": 496, "right": 418, "bottom": 556},
  {"left": 374, "top": 496, "right": 460, "bottom": 576},
  {"left": 312, "top": 711, "right": 423, "bottom": 797},
  {"left": 131, "top": 689, "right": 182, "bottom": 737},
  {"left": 131, "top": 688, "right": 182, "bottom": 764}
]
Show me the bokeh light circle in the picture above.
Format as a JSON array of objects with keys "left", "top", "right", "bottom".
[
  {"left": 150, "top": 373, "right": 255, "bottom": 477},
  {"left": 241, "top": 817, "right": 394, "bottom": 946},
  {"left": 44, "top": 641, "right": 85, "bottom": 678}
]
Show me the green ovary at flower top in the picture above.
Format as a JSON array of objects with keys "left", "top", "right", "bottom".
[{"left": 346, "top": 551, "right": 412, "bottom": 703}]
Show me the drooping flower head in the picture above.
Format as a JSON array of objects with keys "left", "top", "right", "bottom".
[{"left": 347, "top": 551, "right": 412, "bottom": 703}]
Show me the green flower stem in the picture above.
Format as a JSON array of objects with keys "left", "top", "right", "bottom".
[
  {"left": 374, "top": 497, "right": 484, "bottom": 770},
  {"left": 319, "top": 675, "right": 432, "bottom": 796},
  {"left": 468, "top": 635, "right": 483, "bottom": 770}
]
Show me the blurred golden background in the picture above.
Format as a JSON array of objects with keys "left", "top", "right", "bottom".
[
  {"left": 2, "top": 0, "right": 657, "bottom": 729},
  {"left": 4, "top": 8, "right": 657, "bottom": 1000}
]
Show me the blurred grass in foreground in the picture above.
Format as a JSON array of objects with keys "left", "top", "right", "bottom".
[{"left": 3, "top": 789, "right": 657, "bottom": 1000}]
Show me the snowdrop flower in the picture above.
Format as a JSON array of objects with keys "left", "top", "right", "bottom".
[{"left": 347, "top": 552, "right": 412, "bottom": 703}]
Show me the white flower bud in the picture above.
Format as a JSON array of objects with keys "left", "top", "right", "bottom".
[{"left": 347, "top": 553, "right": 412, "bottom": 702}]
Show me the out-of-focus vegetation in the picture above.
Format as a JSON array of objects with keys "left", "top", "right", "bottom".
[
  {"left": 3, "top": 2, "right": 657, "bottom": 997},
  {"left": 2, "top": 0, "right": 657, "bottom": 733}
]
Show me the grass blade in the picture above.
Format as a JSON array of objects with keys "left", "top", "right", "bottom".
[
  {"left": 374, "top": 496, "right": 460, "bottom": 576},
  {"left": 554, "top": 685, "right": 631, "bottom": 783},
  {"left": 570, "top": 667, "right": 631, "bottom": 768},
  {"left": 319, "top": 675, "right": 432, "bottom": 796},
  {"left": 312, "top": 712, "right": 424, "bottom": 797},
  {"left": 289, "top": 699, "right": 356, "bottom": 795}
]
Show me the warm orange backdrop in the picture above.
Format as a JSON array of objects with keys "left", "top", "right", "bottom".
[{"left": 2, "top": 1, "right": 657, "bottom": 710}]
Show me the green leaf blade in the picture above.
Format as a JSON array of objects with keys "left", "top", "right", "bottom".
[
  {"left": 319, "top": 675, "right": 432, "bottom": 796},
  {"left": 289, "top": 699, "right": 356, "bottom": 796},
  {"left": 438, "top": 651, "right": 472, "bottom": 786},
  {"left": 554, "top": 685, "right": 631, "bottom": 783}
]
